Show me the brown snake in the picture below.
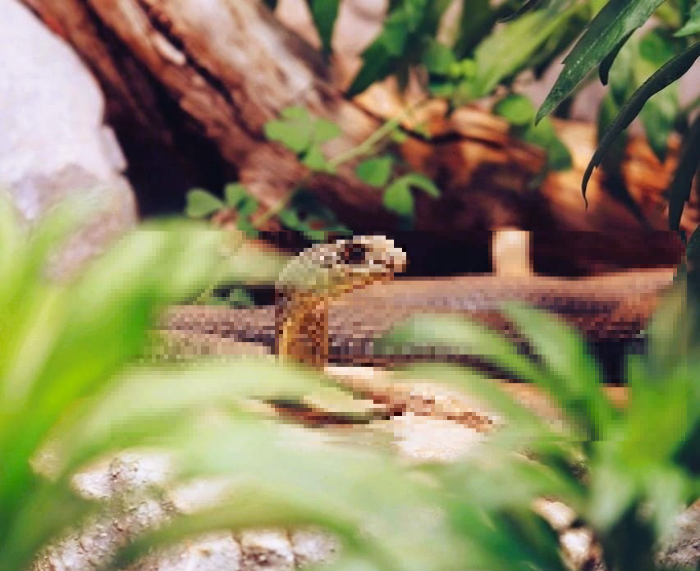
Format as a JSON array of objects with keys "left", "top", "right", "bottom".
[{"left": 156, "top": 236, "right": 676, "bottom": 428}]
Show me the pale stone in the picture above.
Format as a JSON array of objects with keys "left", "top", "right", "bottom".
[{"left": 0, "top": 0, "right": 137, "bottom": 278}]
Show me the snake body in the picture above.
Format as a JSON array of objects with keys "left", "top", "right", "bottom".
[
  {"left": 153, "top": 236, "right": 678, "bottom": 428},
  {"left": 160, "top": 236, "right": 674, "bottom": 381}
]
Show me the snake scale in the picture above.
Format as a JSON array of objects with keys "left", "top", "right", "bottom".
[{"left": 157, "top": 235, "right": 676, "bottom": 428}]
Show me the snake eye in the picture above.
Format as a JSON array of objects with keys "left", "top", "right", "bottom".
[{"left": 341, "top": 243, "right": 369, "bottom": 265}]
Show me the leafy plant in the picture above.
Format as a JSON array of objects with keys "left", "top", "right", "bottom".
[
  {"left": 494, "top": 94, "right": 573, "bottom": 174},
  {"left": 186, "top": 105, "right": 443, "bottom": 238},
  {"left": 383, "top": 252, "right": 699, "bottom": 571},
  {"left": 299, "top": 0, "right": 699, "bottom": 232},
  {"left": 0, "top": 197, "right": 461, "bottom": 570}
]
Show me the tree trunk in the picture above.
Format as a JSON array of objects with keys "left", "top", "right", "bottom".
[{"left": 20, "top": 0, "right": 697, "bottom": 237}]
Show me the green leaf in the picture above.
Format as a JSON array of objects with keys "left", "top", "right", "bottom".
[
  {"left": 301, "top": 145, "right": 330, "bottom": 171},
  {"left": 185, "top": 189, "right": 224, "bottom": 218},
  {"left": 668, "top": 114, "right": 700, "bottom": 231},
  {"left": 520, "top": 118, "right": 573, "bottom": 171},
  {"left": 224, "top": 183, "right": 248, "bottom": 207},
  {"left": 582, "top": 40, "right": 700, "bottom": 198},
  {"left": 675, "top": 2, "right": 700, "bottom": 36},
  {"left": 637, "top": 31, "right": 680, "bottom": 162},
  {"left": 383, "top": 180, "right": 414, "bottom": 217},
  {"left": 264, "top": 120, "right": 312, "bottom": 154},
  {"left": 277, "top": 204, "right": 303, "bottom": 229},
  {"left": 347, "top": 0, "right": 451, "bottom": 96},
  {"left": 236, "top": 219, "right": 260, "bottom": 238},
  {"left": 400, "top": 172, "right": 441, "bottom": 197},
  {"left": 422, "top": 39, "right": 456, "bottom": 74},
  {"left": 494, "top": 94, "right": 536, "bottom": 127},
  {"left": 305, "top": 0, "right": 340, "bottom": 56},
  {"left": 599, "top": 30, "right": 634, "bottom": 85},
  {"left": 470, "top": 8, "right": 575, "bottom": 98},
  {"left": 537, "top": 0, "right": 667, "bottom": 122},
  {"left": 383, "top": 314, "right": 548, "bottom": 384},
  {"left": 453, "top": 0, "right": 499, "bottom": 58},
  {"left": 347, "top": 43, "right": 395, "bottom": 96},
  {"left": 346, "top": 12, "right": 410, "bottom": 96},
  {"left": 312, "top": 118, "right": 342, "bottom": 144},
  {"left": 502, "top": 303, "right": 616, "bottom": 439},
  {"left": 356, "top": 156, "right": 394, "bottom": 187},
  {"left": 236, "top": 196, "right": 259, "bottom": 218}
]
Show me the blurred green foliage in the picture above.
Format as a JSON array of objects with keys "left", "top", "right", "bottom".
[{"left": 1, "top": 196, "right": 697, "bottom": 570}]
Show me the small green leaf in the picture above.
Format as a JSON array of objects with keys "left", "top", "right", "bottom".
[
  {"left": 582, "top": 40, "right": 700, "bottom": 199},
  {"left": 305, "top": 0, "right": 340, "bottom": 56},
  {"left": 520, "top": 118, "right": 573, "bottom": 171},
  {"left": 235, "top": 217, "right": 260, "bottom": 238},
  {"left": 185, "top": 189, "right": 224, "bottom": 218},
  {"left": 422, "top": 40, "right": 456, "bottom": 74},
  {"left": 538, "top": 0, "right": 668, "bottom": 122},
  {"left": 347, "top": 13, "right": 408, "bottom": 96},
  {"left": 347, "top": 44, "right": 396, "bottom": 97},
  {"left": 356, "top": 157, "right": 394, "bottom": 187},
  {"left": 599, "top": 30, "right": 635, "bottom": 86},
  {"left": 453, "top": 0, "right": 498, "bottom": 58},
  {"left": 264, "top": 120, "right": 312, "bottom": 154},
  {"left": 312, "top": 119, "right": 342, "bottom": 144},
  {"left": 637, "top": 30, "right": 681, "bottom": 162},
  {"left": 494, "top": 94, "right": 536, "bottom": 127},
  {"left": 400, "top": 173, "right": 441, "bottom": 197},
  {"left": 675, "top": 2, "right": 700, "bottom": 37},
  {"left": 277, "top": 207, "right": 303, "bottom": 229},
  {"left": 224, "top": 183, "right": 248, "bottom": 207},
  {"left": 301, "top": 146, "right": 330, "bottom": 171},
  {"left": 383, "top": 180, "right": 414, "bottom": 217},
  {"left": 236, "top": 196, "right": 259, "bottom": 218}
]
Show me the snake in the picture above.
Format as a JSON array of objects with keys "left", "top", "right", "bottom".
[{"left": 155, "top": 235, "right": 677, "bottom": 430}]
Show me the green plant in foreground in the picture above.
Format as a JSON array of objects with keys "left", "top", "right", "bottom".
[
  {"left": 0, "top": 200, "right": 457, "bottom": 571},
  {"left": 122, "top": 237, "right": 699, "bottom": 571},
  {"left": 1, "top": 194, "right": 698, "bottom": 571},
  {"left": 385, "top": 257, "right": 699, "bottom": 571}
]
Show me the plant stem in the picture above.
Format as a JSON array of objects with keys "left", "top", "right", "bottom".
[{"left": 328, "top": 98, "right": 430, "bottom": 168}]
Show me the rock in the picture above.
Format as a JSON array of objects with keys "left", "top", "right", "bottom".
[
  {"left": 32, "top": 452, "right": 338, "bottom": 571},
  {"left": 0, "top": 0, "right": 137, "bottom": 279}
]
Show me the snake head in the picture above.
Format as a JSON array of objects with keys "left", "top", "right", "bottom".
[{"left": 276, "top": 235, "right": 407, "bottom": 299}]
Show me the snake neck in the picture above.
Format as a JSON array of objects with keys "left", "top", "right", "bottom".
[{"left": 275, "top": 289, "right": 329, "bottom": 369}]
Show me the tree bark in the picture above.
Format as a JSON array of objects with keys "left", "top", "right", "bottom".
[{"left": 20, "top": 0, "right": 697, "bottom": 237}]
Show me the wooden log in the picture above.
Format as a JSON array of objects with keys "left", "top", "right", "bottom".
[{"left": 21, "top": 0, "right": 698, "bottom": 237}]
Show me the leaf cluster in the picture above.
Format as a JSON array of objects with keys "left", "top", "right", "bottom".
[{"left": 297, "top": 0, "right": 699, "bottom": 230}]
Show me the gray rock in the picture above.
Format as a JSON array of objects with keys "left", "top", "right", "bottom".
[{"left": 0, "top": 0, "right": 137, "bottom": 278}]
